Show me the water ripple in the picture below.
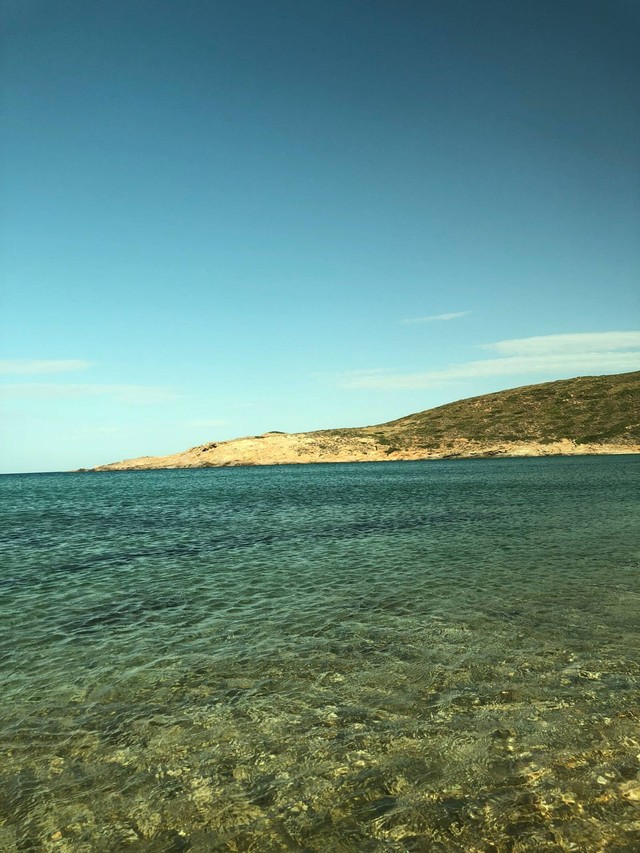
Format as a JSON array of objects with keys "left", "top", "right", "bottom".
[{"left": 0, "top": 458, "right": 639, "bottom": 851}]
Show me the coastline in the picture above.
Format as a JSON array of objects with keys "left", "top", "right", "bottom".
[
  {"left": 83, "top": 372, "right": 640, "bottom": 472},
  {"left": 89, "top": 435, "right": 640, "bottom": 472}
]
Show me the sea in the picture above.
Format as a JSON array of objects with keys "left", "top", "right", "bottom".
[{"left": 1, "top": 457, "right": 639, "bottom": 852}]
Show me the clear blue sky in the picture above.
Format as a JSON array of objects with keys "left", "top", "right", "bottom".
[{"left": 2, "top": 0, "right": 639, "bottom": 472}]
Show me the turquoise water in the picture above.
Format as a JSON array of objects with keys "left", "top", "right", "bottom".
[{"left": 1, "top": 457, "right": 639, "bottom": 852}]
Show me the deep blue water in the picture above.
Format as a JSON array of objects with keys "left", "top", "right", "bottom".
[{"left": 1, "top": 458, "right": 639, "bottom": 851}]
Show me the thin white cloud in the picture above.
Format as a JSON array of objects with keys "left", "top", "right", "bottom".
[
  {"left": 0, "top": 359, "right": 92, "bottom": 375},
  {"left": 183, "top": 418, "right": 229, "bottom": 427},
  {"left": 402, "top": 311, "right": 471, "bottom": 324},
  {"left": 483, "top": 331, "right": 640, "bottom": 356},
  {"left": 333, "top": 368, "right": 393, "bottom": 378},
  {"left": 71, "top": 426, "right": 124, "bottom": 436},
  {"left": 0, "top": 384, "right": 179, "bottom": 404},
  {"left": 336, "top": 331, "right": 640, "bottom": 390}
]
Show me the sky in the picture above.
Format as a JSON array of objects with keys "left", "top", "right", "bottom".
[{"left": 2, "top": 0, "right": 639, "bottom": 473}]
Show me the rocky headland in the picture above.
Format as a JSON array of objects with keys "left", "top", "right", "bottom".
[{"left": 90, "top": 371, "right": 640, "bottom": 471}]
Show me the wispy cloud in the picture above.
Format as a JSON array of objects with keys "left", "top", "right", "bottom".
[
  {"left": 336, "top": 331, "right": 640, "bottom": 390},
  {"left": 402, "top": 311, "right": 471, "bottom": 324},
  {"left": 0, "top": 359, "right": 92, "bottom": 375},
  {"left": 183, "top": 418, "right": 229, "bottom": 428},
  {"left": 482, "top": 331, "right": 640, "bottom": 356},
  {"left": 70, "top": 425, "right": 124, "bottom": 436},
  {"left": 0, "top": 384, "right": 179, "bottom": 404}
]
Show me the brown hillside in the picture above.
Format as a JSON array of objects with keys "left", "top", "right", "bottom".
[{"left": 91, "top": 372, "right": 640, "bottom": 470}]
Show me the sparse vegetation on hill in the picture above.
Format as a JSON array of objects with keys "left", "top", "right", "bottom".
[
  {"left": 329, "top": 371, "right": 640, "bottom": 450},
  {"left": 91, "top": 372, "right": 640, "bottom": 470}
]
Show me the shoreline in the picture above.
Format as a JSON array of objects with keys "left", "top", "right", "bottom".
[
  {"left": 87, "top": 438, "right": 640, "bottom": 472},
  {"left": 82, "top": 372, "right": 640, "bottom": 473}
]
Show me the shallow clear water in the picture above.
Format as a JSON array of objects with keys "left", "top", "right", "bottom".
[{"left": 1, "top": 457, "right": 639, "bottom": 852}]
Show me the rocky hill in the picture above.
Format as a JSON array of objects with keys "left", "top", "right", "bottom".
[{"left": 91, "top": 371, "right": 640, "bottom": 470}]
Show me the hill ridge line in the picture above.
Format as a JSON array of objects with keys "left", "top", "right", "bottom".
[{"left": 88, "top": 371, "right": 640, "bottom": 471}]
